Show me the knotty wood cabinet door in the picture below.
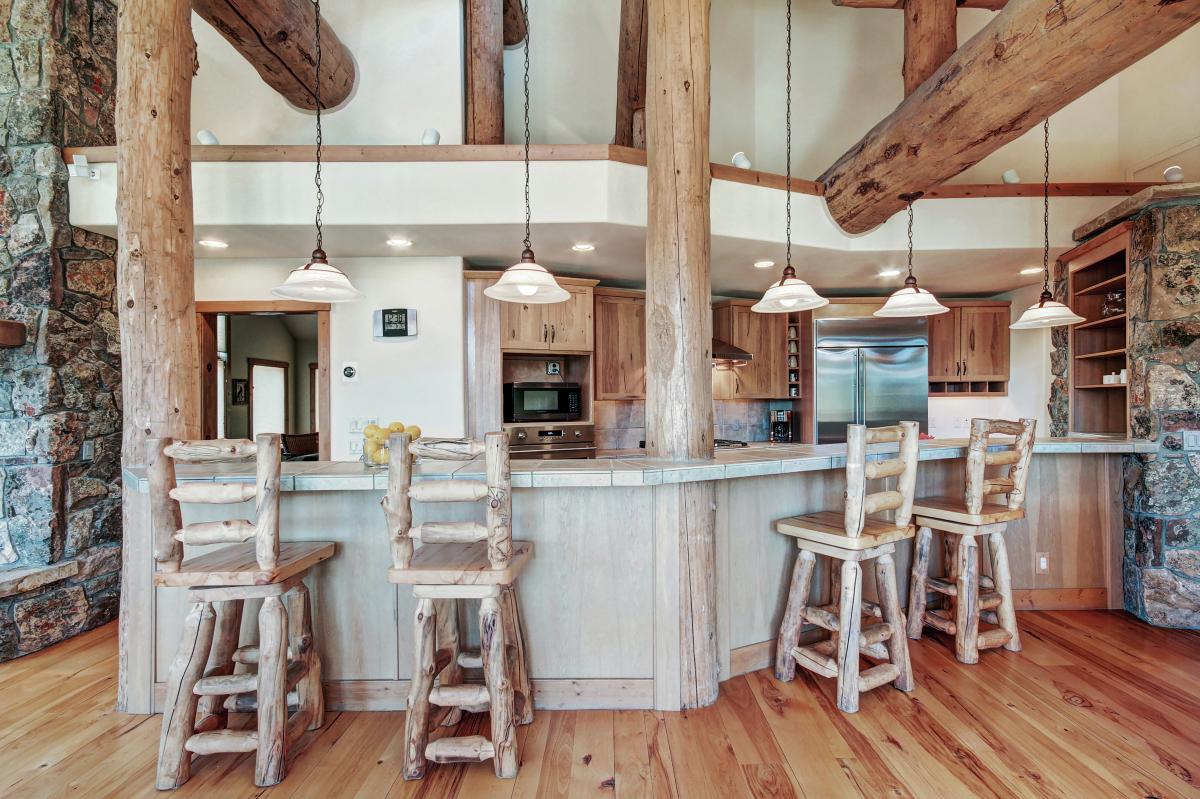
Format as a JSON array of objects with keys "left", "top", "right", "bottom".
[
  {"left": 549, "top": 286, "right": 594, "bottom": 351},
  {"left": 712, "top": 303, "right": 788, "bottom": 400},
  {"left": 927, "top": 309, "right": 960, "bottom": 379},
  {"left": 500, "top": 300, "right": 550, "bottom": 350},
  {"left": 960, "top": 305, "right": 1009, "bottom": 381},
  {"left": 594, "top": 292, "right": 646, "bottom": 399}
]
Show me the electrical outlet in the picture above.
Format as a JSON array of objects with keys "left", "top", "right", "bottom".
[
  {"left": 348, "top": 436, "right": 363, "bottom": 455},
  {"left": 546, "top": 361, "right": 561, "bottom": 376},
  {"left": 1036, "top": 552, "right": 1050, "bottom": 574},
  {"left": 80, "top": 439, "right": 95, "bottom": 461},
  {"left": 1183, "top": 430, "right": 1200, "bottom": 451}
]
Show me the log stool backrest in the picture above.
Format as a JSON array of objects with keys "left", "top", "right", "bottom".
[
  {"left": 964, "top": 417, "right": 1036, "bottom": 514},
  {"left": 382, "top": 432, "right": 513, "bottom": 571},
  {"left": 843, "top": 421, "right": 920, "bottom": 537},
  {"left": 146, "top": 435, "right": 283, "bottom": 573}
]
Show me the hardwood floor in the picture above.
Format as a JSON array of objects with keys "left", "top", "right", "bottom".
[{"left": 3, "top": 611, "right": 1199, "bottom": 798}]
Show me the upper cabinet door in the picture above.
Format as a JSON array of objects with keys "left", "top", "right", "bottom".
[
  {"left": 594, "top": 294, "right": 646, "bottom": 400},
  {"left": 927, "top": 308, "right": 960, "bottom": 379},
  {"left": 500, "top": 301, "right": 549, "bottom": 350},
  {"left": 717, "top": 306, "right": 787, "bottom": 399},
  {"left": 549, "top": 287, "right": 594, "bottom": 351},
  {"left": 960, "top": 306, "right": 1009, "bottom": 381}
]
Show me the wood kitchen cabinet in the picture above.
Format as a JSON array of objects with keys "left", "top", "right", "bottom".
[
  {"left": 927, "top": 301, "right": 1010, "bottom": 395},
  {"left": 593, "top": 288, "right": 646, "bottom": 400},
  {"left": 500, "top": 281, "right": 595, "bottom": 352},
  {"left": 712, "top": 300, "right": 788, "bottom": 400}
]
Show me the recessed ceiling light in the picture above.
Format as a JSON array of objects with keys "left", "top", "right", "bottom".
[
  {"left": 753, "top": 260, "right": 775, "bottom": 269},
  {"left": 198, "top": 239, "right": 228, "bottom": 249},
  {"left": 571, "top": 242, "right": 595, "bottom": 252},
  {"left": 386, "top": 238, "right": 413, "bottom": 247},
  {"left": 877, "top": 268, "right": 902, "bottom": 278},
  {"left": 1020, "top": 267, "right": 1043, "bottom": 275}
]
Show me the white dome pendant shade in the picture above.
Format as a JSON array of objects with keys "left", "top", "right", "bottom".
[
  {"left": 485, "top": 248, "right": 569, "bottom": 304},
  {"left": 875, "top": 274, "right": 950, "bottom": 317},
  {"left": 752, "top": 266, "right": 829, "bottom": 313},
  {"left": 1011, "top": 288, "right": 1085, "bottom": 329},
  {"left": 271, "top": 249, "right": 363, "bottom": 302}
]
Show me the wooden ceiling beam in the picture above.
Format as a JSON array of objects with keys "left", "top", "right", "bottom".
[
  {"left": 614, "top": 0, "right": 649, "bottom": 149},
  {"left": 464, "top": 0, "right": 505, "bottom": 144},
  {"left": 193, "top": 0, "right": 355, "bottom": 110},
  {"left": 819, "top": 0, "right": 1200, "bottom": 234},
  {"left": 902, "top": 0, "right": 957, "bottom": 96},
  {"left": 835, "top": 0, "right": 1008, "bottom": 10}
]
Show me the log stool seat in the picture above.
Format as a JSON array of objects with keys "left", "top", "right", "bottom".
[
  {"left": 907, "top": 418, "right": 1036, "bottom": 665},
  {"left": 148, "top": 435, "right": 333, "bottom": 790},
  {"left": 383, "top": 433, "right": 534, "bottom": 781},
  {"left": 773, "top": 422, "right": 920, "bottom": 714}
]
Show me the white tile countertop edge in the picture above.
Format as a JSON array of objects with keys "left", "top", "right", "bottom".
[{"left": 123, "top": 437, "right": 1158, "bottom": 493}]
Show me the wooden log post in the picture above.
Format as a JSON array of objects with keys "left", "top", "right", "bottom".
[
  {"left": 403, "top": 598, "right": 436, "bottom": 780},
  {"left": 465, "top": 0, "right": 505, "bottom": 144},
  {"left": 614, "top": 0, "right": 649, "bottom": 148},
  {"left": 819, "top": 0, "right": 1200, "bottom": 233},
  {"left": 645, "top": 0, "right": 718, "bottom": 712},
  {"left": 255, "top": 596, "right": 289, "bottom": 787},
  {"left": 775, "top": 548, "right": 816, "bottom": 681},
  {"left": 156, "top": 602, "right": 215, "bottom": 790},
  {"left": 902, "top": 0, "right": 956, "bottom": 96}
]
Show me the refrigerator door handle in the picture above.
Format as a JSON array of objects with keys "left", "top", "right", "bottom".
[{"left": 855, "top": 349, "right": 864, "bottom": 425}]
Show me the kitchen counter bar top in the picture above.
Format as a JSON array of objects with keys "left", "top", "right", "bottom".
[{"left": 123, "top": 436, "right": 1154, "bottom": 492}]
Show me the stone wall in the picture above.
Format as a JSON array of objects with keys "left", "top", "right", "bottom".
[
  {"left": 0, "top": 0, "right": 120, "bottom": 660},
  {"left": 1121, "top": 202, "right": 1200, "bottom": 629}
]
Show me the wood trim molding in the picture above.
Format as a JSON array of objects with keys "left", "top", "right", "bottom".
[
  {"left": 1058, "top": 220, "right": 1134, "bottom": 263},
  {"left": 194, "top": 300, "right": 331, "bottom": 313},
  {"left": 463, "top": 270, "right": 600, "bottom": 287},
  {"left": 925, "top": 183, "right": 1160, "bottom": 199},
  {"left": 317, "top": 310, "right": 330, "bottom": 459},
  {"left": 835, "top": 0, "right": 1006, "bottom": 8}
]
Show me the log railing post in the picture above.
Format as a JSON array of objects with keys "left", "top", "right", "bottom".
[{"left": 902, "top": 0, "right": 956, "bottom": 96}]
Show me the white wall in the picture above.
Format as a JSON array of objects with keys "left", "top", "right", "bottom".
[
  {"left": 1117, "top": 26, "right": 1200, "bottom": 181},
  {"left": 927, "top": 283, "right": 1053, "bottom": 438},
  {"left": 190, "top": 0, "right": 464, "bottom": 145},
  {"left": 196, "top": 257, "right": 467, "bottom": 459}
]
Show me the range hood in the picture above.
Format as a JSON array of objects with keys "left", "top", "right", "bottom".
[{"left": 712, "top": 337, "right": 753, "bottom": 367}]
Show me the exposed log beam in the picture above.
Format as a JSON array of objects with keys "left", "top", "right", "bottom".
[
  {"left": 192, "top": 0, "right": 355, "bottom": 110},
  {"left": 820, "top": 0, "right": 1200, "bottom": 234},
  {"left": 903, "top": 0, "right": 956, "bottom": 96},
  {"left": 503, "top": 0, "right": 527, "bottom": 47},
  {"left": 835, "top": 0, "right": 1007, "bottom": 9},
  {"left": 614, "top": 0, "right": 649, "bottom": 148},
  {"left": 464, "top": 0, "right": 505, "bottom": 144}
]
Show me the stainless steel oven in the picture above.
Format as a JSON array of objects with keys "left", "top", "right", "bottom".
[
  {"left": 506, "top": 424, "right": 595, "bottom": 460},
  {"left": 503, "top": 382, "right": 582, "bottom": 423}
]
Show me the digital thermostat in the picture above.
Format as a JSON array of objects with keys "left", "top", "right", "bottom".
[{"left": 373, "top": 308, "right": 417, "bottom": 338}]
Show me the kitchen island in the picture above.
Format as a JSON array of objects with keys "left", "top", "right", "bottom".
[{"left": 119, "top": 438, "right": 1154, "bottom": 714}]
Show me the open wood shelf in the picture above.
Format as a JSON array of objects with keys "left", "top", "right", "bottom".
[
  {"left": 1074, "top": 348, "right": 1126, "bottom": 360},
  {"left": 1073, "top": 273, "right": 1126, "bottom": 297},
  {"left": 1074, "top": 312, "right": 1126, "bottom": 330},
  {"left": 1075, "top": 383, "right": 1129, "bottom": 390}
]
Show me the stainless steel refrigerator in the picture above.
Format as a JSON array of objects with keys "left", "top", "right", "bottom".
[{"left": 813, "top": 317, "right": 929, "bottom": 444}]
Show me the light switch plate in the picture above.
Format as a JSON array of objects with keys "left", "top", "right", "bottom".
[
  {"left": 1183, "top": 430, "right": 1200, "bottom": 451},
  {"left": 546, "top": 361, "right": 561, "bottom": 376},
  {"left": 81, "top": 439, "right": 95, "bottom": 461},
  {"left": 1036, "top": 552, "right": 1050, "bottom": 574},
  {"left": 348, "top": 436, "right": 363, "bottom": 455},
  {"left": 341, "top": 362, "right": 359, "bottom": 383}
]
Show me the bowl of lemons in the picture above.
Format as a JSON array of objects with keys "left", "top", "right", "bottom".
[{"left": 362, "top": 421, "right": 423, "bottom": 466}]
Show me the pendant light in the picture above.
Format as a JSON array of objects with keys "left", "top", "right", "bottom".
[
  {"left": 1011, "top": 119, "right": 1085, "bottom": 329},
  {"left": 753, "top": 0, "right": 827, "bottom": 314},
  {"left": 874, "top": 194, "right": 949, "bottom": 318},
  {"left": 486, "top": 1, "right": 569, "bottom": 305},
  {"left": 272, "top": 0, "right": 362, "bottom": 303}
]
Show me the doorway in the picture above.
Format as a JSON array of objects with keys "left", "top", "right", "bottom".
[{"left": 196, "top": 301, "right": 331, "bottom": 460}]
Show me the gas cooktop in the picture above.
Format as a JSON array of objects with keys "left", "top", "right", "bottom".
[{"left": 714, "top": 439, "right": 748, "bottom": 448}]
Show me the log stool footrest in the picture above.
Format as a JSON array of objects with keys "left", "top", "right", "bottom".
[
  {"left": 429, "top": 684, "right": 491, "bottom": 713},
  {"left": 425, "top": 736, "right": 496, "bottom": 764},
  {"left": 186, "top": 730, "right": 259, "bottom": 755}
]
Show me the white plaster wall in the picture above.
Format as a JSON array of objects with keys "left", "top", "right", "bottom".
[
  {"left": 927, "top": 283, "right": 1053, "bottom": 438},
  {"left": 1117, "top": 26, "right": 1200, "bottom": 181},
  {"left": 196, "top": 257, "right": 467, "bottom": 459},
  {"left": 190, "top": 0, "right": 464, "bottom": 145}
]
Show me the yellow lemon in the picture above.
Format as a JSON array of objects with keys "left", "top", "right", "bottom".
[
  {"left": 388, "top": 421, "right": 407, "bottom": 434},
  {"left": 371, "top": 446, "right": 390, "bottom": 465},
  {"left": 363, "top": 423, "right": 384, "bottom": 441},
  {"left": 364, "top": 438, "right": 381, "bottom": 459},
  {"left": 404, "top": 424, "right": 422, "bottom": 440}
]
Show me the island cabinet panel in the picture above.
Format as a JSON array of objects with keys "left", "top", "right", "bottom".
[
  {"left": 594, "top": 289, "right": 647, "bottom": 400},
  {"left": 712, "top": 301, "right": 788, "bottom": 400},
  {"left": 500, "top": 284, "right": 595, "bottom": 352}
]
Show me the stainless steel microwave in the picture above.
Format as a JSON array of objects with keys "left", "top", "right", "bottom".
[{"left": 503, "top": 382, "right": 582, "bottom": 423}]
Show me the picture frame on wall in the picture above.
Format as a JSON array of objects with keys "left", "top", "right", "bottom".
[{"left": 231, "top": 378, "right": 248, "bottom": 406}]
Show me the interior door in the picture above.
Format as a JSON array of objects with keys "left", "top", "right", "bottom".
[
  {"left": 500, "top": 301, "right": 549, "bottom": 350},
  {"left": 248, "top": 358, "right": 289, "bottom": 436},
  {"left": 815, "top": 347, "right": 858, "bottom": 444},
  {"left": 549, "top": 287, "right": 593, "bottom": 351},
  {"left": 960, "top": 306, "right": 1009, "bottom": 380},
  {"left": 861, "top": 346, "right": 929, "bottom": 433},
  {"left": 927, "top": 308, "right": 960, "bottom": 379}
]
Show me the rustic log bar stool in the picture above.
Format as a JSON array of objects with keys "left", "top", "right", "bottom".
[
  {"left": 907, "top": 418, "right": 1036, "bottom": 664},
  {"left": 148, "top": 435, "right": 335, "bottom": 790},
  {"left": 382, "top": 432, "right": 533, "bottom": 780},
  {"left": 773, "top": 422, "right": 919, "bottom": 713}
]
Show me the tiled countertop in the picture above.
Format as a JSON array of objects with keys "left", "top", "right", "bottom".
[{"left": 123, "top": 437, "right": 1155, "bottom": 492}]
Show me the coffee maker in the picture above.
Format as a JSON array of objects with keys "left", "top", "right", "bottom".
[{"left": 770, "top": 410, "right": 793, "bottom": 443}]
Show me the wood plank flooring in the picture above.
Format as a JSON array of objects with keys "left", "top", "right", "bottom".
[{"left": 3, "top": 611, "right": 1199, "bottom": 798}]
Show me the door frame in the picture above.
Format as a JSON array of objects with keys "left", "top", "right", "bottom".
[{"left": 196, "top": 300, "right": 332, "bottom": 459}]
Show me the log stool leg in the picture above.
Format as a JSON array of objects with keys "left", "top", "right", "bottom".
[
  {"left": 875, "top": 553, "right": 914, "bottom": 692},
  {"left": 500, "top": 586, "right": 534, "bottom": 725},
  {"left": 255, "top": 596, "right": 289, "bottom": 787},
  {"left": 907, "top": 526, "right": 931, "bottom": 640},
  {"left": 287, "top": 585, "right": 325, "bottom": 731},
  {"left": 954, "top": 536, "right": 981, "bottom": 665},
  {"left": 156, "top": 601, "right": 216, "bottom": 790},
  {"left": 196, "top": 599, "right": 243, "bottom": 733},
  {"left": 403, "top": 598, "right": 436, "bottom": 780},
  {"left": 775, "top": 548, "right": 816, "bottom": 681},
  {"left": 434, "top": 597, "right": 464, "bottom": 728},
  {"left": 481, "top": 595, "right": 518, "bottom": 778},
  {"left": 988, "top": 531, "right": 1021, "bottom": 652},
  {"left": 835, "top": 560, "right": 863, "bottom": 713}
]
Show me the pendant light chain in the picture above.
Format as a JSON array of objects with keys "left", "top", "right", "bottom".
[
  {"left": 312, "top": 0, "right": 325, "bottom": 251},
  {"left": 522, "top": 0, "right": 532, "bottom": 251},
  {"left": 906, "top": 198, "right": 914, "bottom": 280},
  {"left": 1041, "top": 117, "right": 1051, "bottom": 295},
  {"left": 784, "top": 0, "right": 792, "bottom": 271}
]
